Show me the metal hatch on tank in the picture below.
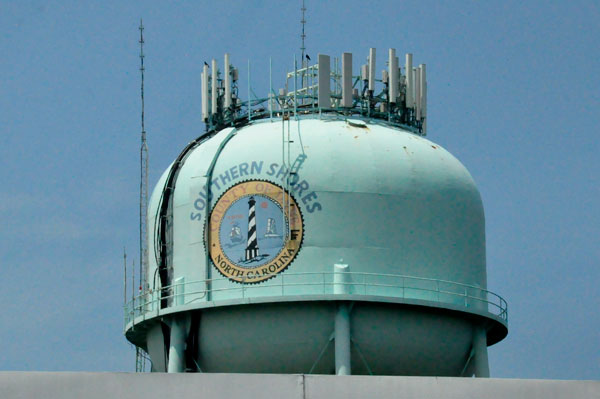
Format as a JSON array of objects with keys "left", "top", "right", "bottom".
[{"left": 124, "top": 43, "right": 508, "bottom": 377}]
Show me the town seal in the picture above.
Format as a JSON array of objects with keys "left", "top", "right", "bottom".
[{"left": 206, "top": 180, "right": 304, "bottom": 283}]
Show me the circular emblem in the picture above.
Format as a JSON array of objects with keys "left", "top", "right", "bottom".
[{"left": 207, "top": 180, "right": 304, "bottom": 283}]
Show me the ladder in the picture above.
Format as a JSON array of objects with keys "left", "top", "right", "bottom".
[{"left": 135, "top": 346, "right": 148, "bottom": 372}]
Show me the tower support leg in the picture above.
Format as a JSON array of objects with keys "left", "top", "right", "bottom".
[
  {"left": 335, "top": 302, "right": 351, "bottom": 375},
  {"left": 473, "top": 325, "right": 490, "bottom": 377},
  {"left": 167, "top": 316, "right": 186, "bottom": 373}
]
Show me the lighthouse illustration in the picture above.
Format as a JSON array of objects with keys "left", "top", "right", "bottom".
[{"left": 245, "top": 196, "right": 259, "bottom": 261}]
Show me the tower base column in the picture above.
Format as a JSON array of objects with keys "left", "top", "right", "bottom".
[
  {"left": 473, "top": 325, "right": 490, "bottom": 378},
  {"left": 167, "top": 316, "right": 186, "bottom": 373},
  {"left": 335, "top": 302, "right": 351, "bottom": 375}
]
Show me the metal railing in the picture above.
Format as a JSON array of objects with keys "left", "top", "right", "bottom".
[
  {"left": 124, "top": 271, "right": 507, "bottom": 328},
  {"left": 209, "top": 93, "right": 424, "bottom": 136}
]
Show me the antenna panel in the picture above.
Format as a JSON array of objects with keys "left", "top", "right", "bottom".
[
  {"left": 419, "top": 64, "right": 427, "bottom": 118},
  {"left": 415, "top": 67, "right": 421, "bottom": 119},
  {"left": 224, "top": 54, "right": 231, "bottom": 108},
  {"left": 389, "top": 48, "right": 398, "bottom": 104},
  {"left": 361, "top": 64, "right": 368, "bottom": 81},
  {"left": 382, "top": 70, "right": 389, "bottom": 84},
  {"left": 368, "top": 48, "right": 376, "bottom": 92},
  {"left": 201, "top": 64, "right": 209, "bottom": 120},
  {"left": 211, "top": 59, "right": 218, "bottom": 115},
  {"left": 405, "top": 53, "right": 413, "bottom": 107},
  {"left": 342, "top": 52, "right": 352, "bottom": 108},
  {"left": 318, "top": 54, "right": 331, "bottom": 108}
]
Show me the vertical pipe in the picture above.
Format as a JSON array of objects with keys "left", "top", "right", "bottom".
[
  {"left": 131, "top": 259, "right": 135, "bottom": 328},
  {"left": 311, "top": 63, "right": 315, "bottom": 109},
  {"left": 389, "top": 49, "right": 398, "bottom": 103},
  {"left": 224, "top": 53, "right": 231, "bottom": 109},
  {"left": 294, "top": 55, "right": 297, "bottom": 117},
  {"left": 368, "top": 48, "right": 376, "bottom": 93},
  {"left": 335, "top": 303, "right": 351, "bottom": 375},
  {"left": 419, "top": 64, "right": 426, "bottom": 117},
  {"left": 269, "top": 57, "right": 273, "bottom": 120},
  {"left": 473, "top": 325, "right": 490, "bottom": 377},
  {"left": 247, "top": 59, "right": 251, "bottom": 121},
  {"left": 331, "top": 57, "right": 336, "bottom": 105},
  {"left": 334, "top": 262, "right": 350, "bottom": 295},
  {"left": 420, "top": 64, "right": 427, "bottom": 134},
  {"left": 336, "top": 57, "right": 341, "bottom": 104},
  {"left": 342, "top": 52, "right": 352, "bottom": 108},
  {"left": 331, "top": 57, "right": 338, "bottom": 101},
  {"left": 167, "top": 317, "right": 186, "bottom": 373},
  {"left": 405, "top": 53, "right": 413, "bottom": 107},
  {"left": 286, "top": 117, "right": 291, "bottom": 223},
  {"left": 281, "top": 114, "right": 285, "bottom": 240},
  {"left": 131, "top": 259, "right": 135, "bottom": 305},
  {"left": 123, "top": 248, "right": 127, "bottom": 306},
  {"left": 211, "top": 59, "right": 217, "bottom": 115},
  {"left": 334, "top": 262, "right": 351, "bottom": 375}
]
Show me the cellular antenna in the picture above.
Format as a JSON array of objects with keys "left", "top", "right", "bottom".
[{"left": 139, "top": 20, "right": 149, "bottom": 294}]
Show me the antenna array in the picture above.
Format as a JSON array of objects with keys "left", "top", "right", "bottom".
[{"left": 201, "top": 48, "right": 427, "bottom": 135}]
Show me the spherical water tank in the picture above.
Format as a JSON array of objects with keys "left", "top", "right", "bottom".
[{"left": 125, "top": 116, "right": 507, "bottom": 376}]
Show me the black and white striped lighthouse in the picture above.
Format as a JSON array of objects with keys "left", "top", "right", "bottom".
[{"left": 245, "top": 196, "right": 259, "bottom": 260}]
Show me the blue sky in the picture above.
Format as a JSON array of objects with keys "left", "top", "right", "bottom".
[{"left": 1, "top": 1, "right": 598, "bottom": 379}]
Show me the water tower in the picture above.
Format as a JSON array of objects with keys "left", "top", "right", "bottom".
[{"left": 124, "top": 46, "right": 508, "bottom": 377}]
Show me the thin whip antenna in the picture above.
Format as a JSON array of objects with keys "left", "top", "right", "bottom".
[
  {"left": 131, "top": 259, "right": 135, "bottom": 304},
  {"left": 301, "top": 0, "right": 306, "bottom": 63},
  {"left": 123, "top": 247, "right": 127, "bottom": 306},
  {"left": 139, "top": 19, "right": 149, "bottom": 293},
  {"left": 300, "top": 0, "right": 307, "bottom": 95}
]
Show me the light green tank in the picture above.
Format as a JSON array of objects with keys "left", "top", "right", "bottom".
[{"left": 125, "top": 49, "right": 507, "bottom": 376}]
